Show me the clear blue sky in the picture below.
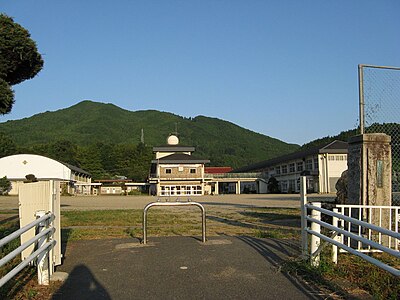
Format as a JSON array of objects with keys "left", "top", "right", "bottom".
[{"left": 1, "top": 0, "right": 399, "bottom": 145}]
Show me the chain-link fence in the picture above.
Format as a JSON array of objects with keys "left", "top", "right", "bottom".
[{"left": 359, "top": 64, "right": 400, "bottom": 205}]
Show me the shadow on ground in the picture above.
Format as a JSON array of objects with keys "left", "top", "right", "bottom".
[{"left": 52, "top": 264, "right": 111, "bottom": 300}]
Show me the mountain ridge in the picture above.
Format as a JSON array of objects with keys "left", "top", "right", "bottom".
[{"left": 0, "top": 100, "right": 300, "bottom": 168}]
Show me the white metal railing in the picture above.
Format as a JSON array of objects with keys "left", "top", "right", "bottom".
[
  {"left": 335, "top": 204, "right": 400, "bottom": 252},
  {"left": 300, "top": 176, "right": 400, "bottom": 277},
  {"left": 0, "top": 211, "right": 56, "bottom": 287},
  {"left": 143, "top": 201, "right": 206, "bottom": 244}
]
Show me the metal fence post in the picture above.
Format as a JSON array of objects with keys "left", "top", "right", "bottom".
[
  {"left": 300, "top": 176, "right": 308, "bottom": 257},
  {"left": 310, "top": 202, "right": 321, "bottom": 267},
  {"left": 35, "top": 210, "right": 50, "bottom": 285},
  {"left": 332, "top": 208, "right": 339, "bottom": 264}
]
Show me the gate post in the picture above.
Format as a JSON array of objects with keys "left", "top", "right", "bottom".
[
  {"left": 35, "top": 211, "right": 50, "bottom": 285},
  {"left": 300, "top": 176, "right": 308, "bottom": 257},
  {"left": 310, "top": 202, "right": 321, "bottom": 267}
]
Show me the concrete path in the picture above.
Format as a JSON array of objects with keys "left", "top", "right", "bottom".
[{"left": 52, "top": 236, "right": 323, "bottom": 300}]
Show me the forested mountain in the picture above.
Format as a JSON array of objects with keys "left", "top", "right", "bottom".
[{"left": 0, "top": 100, "right": 299, "bottom": 179}]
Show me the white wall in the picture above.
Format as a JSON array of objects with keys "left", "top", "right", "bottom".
[{"left": 0, "top": 154, "right": 72, "bottom": 181}]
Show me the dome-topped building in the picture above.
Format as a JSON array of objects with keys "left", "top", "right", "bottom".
[{"left": 149, "top": 135, "right": 210, "bottom": 196}]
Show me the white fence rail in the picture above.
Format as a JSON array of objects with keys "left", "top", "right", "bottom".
[
  {"left": 300, "top": 177, "right": 400, "bottom": 277},
  {"left": 0, "top": 211, "right": 56, "bottom": 287},
  {"left": 336, "top": 204, "right": 400, "bottom": 252}
]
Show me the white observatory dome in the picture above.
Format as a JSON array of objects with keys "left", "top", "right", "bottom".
[{"left": 167, "top": 135, "right": 179, "bottom": 145}]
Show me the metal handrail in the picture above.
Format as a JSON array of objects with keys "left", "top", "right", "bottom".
[
  {"left": 308, "top": 229, "right": 399, "bottom": 276},
  {"left": 302, "top": 201, "right": 400, "bottom": 276},
  {"left": 143, "top": 201, "right": 206, "bottom": 244},
  {"left": 0, "top": 227, "right": 55, "bottom": 268},
  {"left": 0, "top": 212, "right": 55, "bottom": 287},
  {"left": 305, "top": 203, "right": 400, "bottom": 239},
  {"left": 0, "top": 213, "right": 53, "bottom": 247},
  {"left": 0, "top": 240, "right": 55, "bottom": 287},
  {"left": 305, "top": 215, "right": 400, "bottom": 258}
]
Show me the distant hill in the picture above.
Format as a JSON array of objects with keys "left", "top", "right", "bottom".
[{"left": 0, "top": 100, "right": 300, "bottom": 168}]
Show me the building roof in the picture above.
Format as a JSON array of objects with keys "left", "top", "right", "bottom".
[
  {"left": 62, "top": 162, "right": 91, "bottom": 176},
  {"left": 232, "top": 140, "right": 348, "bottom": 173},
  {"left": 152, "top": 153, "right": 210, "bottom": 164},
  {"left": 0, "top": 154, "right": 91, "bottom": 180},
  {"left": 153, "top": 145, "right": 195, "bottom": 153},
  {"left": 205, "top": 167, "right": 233, "bottom": 174}
]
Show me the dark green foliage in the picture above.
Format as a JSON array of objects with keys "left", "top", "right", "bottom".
[
  {"left": 5, "top": 139, "right": 154, "bottom": 181},
  {"left": 0, "top": 176, "right": 11, "bottom": 195},
  {"left": 0, "top": 131, "right": 17, "bottom": 158},
  {"left": 0, "top": 14, "right": 43, "bottom": 114},
  {"left": 267, "top": 176, "right": 280, "bottom": 193},
  {"left": 0, "top": 79, "right": 14, "bottom": 115},
  {"left": 300, "top": 128, "right": 358, "bottom": 150},
  {"left": 0, "top": 100, "right": 300, "bottom": 169}
]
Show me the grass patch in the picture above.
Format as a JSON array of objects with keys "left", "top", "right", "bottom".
[
  {"left": 59, "top": 207, "right": 302, "bottom": 241},
  {"left": 253, "top": 228, "right": 300, "bottom": 239},
  {"left": 284, "top": 248, "right": 400, "bottom": 299}
]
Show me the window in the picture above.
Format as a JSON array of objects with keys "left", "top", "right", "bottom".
[
  {"left": 190, "top": 169, "right": 196, "bottom": 174},
  {"left": 314, "top": 158, "right": 319, "bottom": 170},
  {"left": 276, "top": 166, "right": 281, "bottom": 175},
  {"left": 289, "top": 163, "right": 295, "bottom": 173},
  {"left": 178, "top": 166, "right": 184, "bottom": 172},
  {"left": 165, "top": 169, "right": 172, "bottom": 174},
  {"left": 328, "top": 155, "right": 335, "bottom": 161},
  {"left": 282, "top": 165, "right": 287, "bottom": 174},
  {"left": 297, "top": 162, "right": 304, "bottom": 172},
  {"left": 280, "top": 181, "right": 288, "bottom": 193},
  {"left": 289, "top": 180, "right": 296, "bottom": 192},
  {"left": 306, "top": 159, "right": 313, "bottom": 170}
]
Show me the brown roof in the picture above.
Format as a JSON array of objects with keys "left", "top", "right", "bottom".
[{"left": 152, "top": 153, "right": 210, "bottom": 164}]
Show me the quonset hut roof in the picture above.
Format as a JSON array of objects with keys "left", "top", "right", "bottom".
[{"left": 0, "top": 154, "right": 91, "bottom": 180}]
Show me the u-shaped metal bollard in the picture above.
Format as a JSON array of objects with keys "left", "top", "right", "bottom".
[{"left": 142, "top": 201, "right": 206, "bottom": 244}]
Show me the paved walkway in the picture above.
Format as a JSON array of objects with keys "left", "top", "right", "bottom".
[{"left": 52, "top": 236, "right": 323, "bottom": 300}]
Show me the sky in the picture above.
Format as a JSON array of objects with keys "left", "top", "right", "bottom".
[{"left": 1, "top": 0, "right": 399, "bottom": 145}]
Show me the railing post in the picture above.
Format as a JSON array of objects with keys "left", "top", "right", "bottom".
[
  {"left": 310, "top": 202, "right": 321, "bottom": 267},
  {"left": 300, "top": 176, "right": 308, "bottom": 257},
  {"left": 143, "top": 206, "right": 148, "bottom": 245},
  {"left": 332, "top": 208, "right": 339, "bottom": 264},
  {"left": 35, "top": 211, "right": 50, "bottom": 285}
]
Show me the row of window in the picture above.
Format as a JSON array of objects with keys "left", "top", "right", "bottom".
[
  {"left": 165, "top": 168, "right": 197, "bottom": 174},
  {"left": 328, "top": 155, "right": 347, "bottom": 161},
  {"left": 160, "top": 185, "right": 202, "bottom": 196},
  {"left": 274, "top": 158, "right": 318, "bottom": 175}
]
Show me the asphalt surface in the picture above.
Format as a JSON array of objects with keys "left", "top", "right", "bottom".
[{"left": 52, "top": 236, "right": 323, "bottom": 300}]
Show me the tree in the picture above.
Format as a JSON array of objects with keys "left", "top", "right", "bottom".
[
  {"left": 0, "top": 14, "right": 44, "bottom": 114},
  {"left": 267, "top": 176, "right": 280, "bottom": 193},
  {"left": 48, "top": 140, "right": 79, "bottom": 166},
  {"left": 0, "top": 131, "right": 17, "bottom": 158},
  {"left": 0, "top": 176, "right": 11, "bottom": 195}
]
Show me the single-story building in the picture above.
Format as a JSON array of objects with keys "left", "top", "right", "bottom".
[{"left": 0, "top": 154, "right": 92, "bottom": 195}]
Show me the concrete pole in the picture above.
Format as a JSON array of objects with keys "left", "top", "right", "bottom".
[{"left": 310, "top": 202, "right": 321, "bottom": 267}]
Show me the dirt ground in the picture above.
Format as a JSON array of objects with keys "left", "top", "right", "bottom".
[{"left": 0, "top": 193, "right": 335, "bottom": 212}]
